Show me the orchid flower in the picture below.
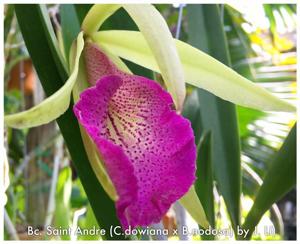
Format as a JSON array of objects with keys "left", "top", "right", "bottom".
[
  {"left": 4, "top": 4, "right": 295, "bottom": 229},
  {"left": 73, "top": 42, "right": 196, "bottom": 229}
]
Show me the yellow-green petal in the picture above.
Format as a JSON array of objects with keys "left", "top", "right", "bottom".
[
  {"left": 71, "top": 44, "right": 132, "bottom": 201},
  {"left": 179, "top": 186, "right": 210, "bottom": 228},
  {"left": 93, "top": 30, "right": 295, "bottom": 112},
  {"left": 82, "top": 4, "right": 121, "bottom": 35},
  {"left": 123, "top": 4, "right": 186, "bottom": 111},
  {"left": 4, "top": 32, "right": 84, "bottom": 129}
]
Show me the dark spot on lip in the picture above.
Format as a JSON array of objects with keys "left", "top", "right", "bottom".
[{"left": 169, "top": 103, "right": 176, "bottom": 111}]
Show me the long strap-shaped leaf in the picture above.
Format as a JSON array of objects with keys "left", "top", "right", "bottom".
[
  {"left": 13, "top": 5, "right": 124, "bottom": 239},
  {"left": 60, "top": 4, "right": 81, "bottom": 67},
  {"left": 195, "top": 132, "right": 215, "bottom": 239},
  {"left": 4, "top": 32, "right": 84, "bottom": 129},
  {"left": 186, "top": 4, "right": 241, "bottom": 234},
  {"left": 242, "top": 124, "right": 296, "bottom": 239},
  {"left": 92, "top": 30, "right": 295, "bottom": 112}
]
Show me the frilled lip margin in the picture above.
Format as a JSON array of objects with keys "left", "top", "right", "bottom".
[{"left": 73, "top": 43, "right": 197, "bottom": 229}]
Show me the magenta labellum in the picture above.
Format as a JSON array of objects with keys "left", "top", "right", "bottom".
[{"left": 73, "top": 43, "right": 197, "bottom": 229}]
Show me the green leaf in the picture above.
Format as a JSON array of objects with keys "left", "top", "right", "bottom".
[
  {"left": 241, "top": 163, "right": 284, "bottom": 238},
  {"left": 93, "top": 30, "right": 295, "bottom": 112},
  {"left": 182, "top": 90, "right": 202, "bottom": 143},
  {"left": 237, "top": 106, "right": 265, "bottom": 138},
  {"left": 100, "top": 7, "right": 136, "bottom": 31},
  {"left": 13, "top": 4, "right": 124, "bottom": 240},
  {"left": 242, "top": 124, "right": 296, "bottom": 239},
  {"left": 186, "top": 4, "right": 241, "bottom": 233},
  {"left": 60, "top": 4, "right": 81, "bottom": 66},
  {"left": 74, "top": 4, "right": 93, "bottom": 25},
  {"left": 4, "top": 32, "right": 84, "bottom": 129},
  {"left": 179, "top": 186, "right": 209, "bottom": 229},
  {"left": 195, "top": 132, "right": 215, "bottom": 239}
]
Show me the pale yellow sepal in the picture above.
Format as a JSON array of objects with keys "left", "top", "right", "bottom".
[
  {"left": 71, "top": 41, "right": 133, "bottom": 201},
  {"left": 93, "top": 30, "right": 295, "bottom": 112},
  {"left": 56, "top": 27, "right": 67, "bottom": 64},
  {"left": 4, "top": 32, "right": 85, "bottom": 129},
  {"left": 179, "top": 186, "right": 210, "bottom": 228},
  {"left": 72, "top": 57, "right": 118, "bottom": 201}
]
